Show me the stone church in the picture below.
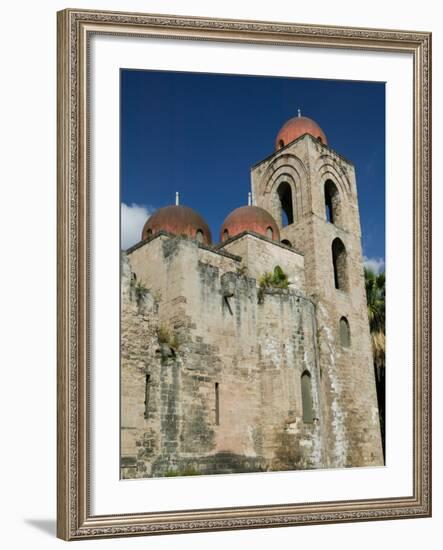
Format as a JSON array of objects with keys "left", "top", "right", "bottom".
[{"left": 121, "top": 113, "right": 384, "bottom": 479}]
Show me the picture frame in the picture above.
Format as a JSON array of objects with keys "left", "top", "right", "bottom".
[{"left": 57, "top": 8, "right": 431, "bottom": 540}]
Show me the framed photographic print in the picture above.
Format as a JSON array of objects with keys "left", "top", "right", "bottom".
[{"left": 57, "top": 8, "right": 431, "bottom": 540}]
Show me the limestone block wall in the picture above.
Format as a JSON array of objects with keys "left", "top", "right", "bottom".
[
  {"left": 220, "top": 232, "right": 306, "bottom": 292},
  {"left": 122, "top": 236, "right": 323, "bottom": 477},
  {"left": 120, "top": 255, "right": 161, "bottom": 478},
  {"left": 309, "top": 216, "right": 383, "bottom": 467},
  {"left": 257, "top": 289, "right": 323, "bottom": 470}
]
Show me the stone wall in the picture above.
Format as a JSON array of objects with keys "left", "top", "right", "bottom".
[
  {"left": 120, "top": 255, "right": 161, "bottom": 478},
  {"left": 121, "top": 235, "right": 322, "bottom": 478},
  {"left": 220, "top": 232, "right": 305, "bottom": 292},
  {"left": 257, "top": 288, "right": 323, "bottom": 470}
]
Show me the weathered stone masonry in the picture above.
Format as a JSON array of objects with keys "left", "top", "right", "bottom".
[{"left": 121, "top": 233, "right": 323, "bottom": 477}]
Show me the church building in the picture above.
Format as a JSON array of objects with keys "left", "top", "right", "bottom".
[{"left": 120, "top": 113, "right": 384, "bottom": 478}]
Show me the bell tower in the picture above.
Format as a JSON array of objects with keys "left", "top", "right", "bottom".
[{"left": 251, "top": 115, "right": 383, "bottom": 467}]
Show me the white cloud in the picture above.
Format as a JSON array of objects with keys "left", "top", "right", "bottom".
[
  {"left": 363, "top": 256, "right": 385, "bottom": 274},
  {"left": 121, "top": 203, "right": 152, "bottom": 250}
]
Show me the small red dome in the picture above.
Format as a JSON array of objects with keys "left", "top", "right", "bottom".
[
  {"left": 220, "top": 206, "right": 280, "bottom": 242},
  {"left": 142, "top": 205, "right": 212, "bottom": 245},
  {"left": 275, "top": 115, "right": 327, "bottom": 150}
]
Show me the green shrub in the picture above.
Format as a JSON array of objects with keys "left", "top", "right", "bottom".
[{"left": 258, "top": 265, "right": 289, "bottom": 303}]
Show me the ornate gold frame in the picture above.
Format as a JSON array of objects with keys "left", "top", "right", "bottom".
[{"left": 57, "top": 8, "right": 431, "bottom": 540}]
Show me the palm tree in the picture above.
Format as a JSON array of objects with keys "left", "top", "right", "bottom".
[
  {"left": 365, "top": 268, "right": 385, "bottom": 367},
  {"left": 364, "top": 267, "right": 386, "bottom": 458}
]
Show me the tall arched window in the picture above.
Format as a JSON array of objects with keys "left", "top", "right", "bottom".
[
  {"left": 196, "top": 229, "right": 204, "bottom": 243},
  {"left": 331, "top": 237, "right": 347, "bottom": 291},
  {"left": 266, "top": 226, "right": 273, "bottom": 239},
  {"left": 324, "top": 180, "right": 340, "bottom": 225},
  {"left": 277, "top": 182, "right": 294, "bottom": 227},
  {"left": 339, "top": 317, "right": 351, "bottom": 348},
  {"left": 222, "top": 229, "right": 229, "bottom": 242},
  {"left": 301, "top": 370, "right": 314, "bottom": 423}
]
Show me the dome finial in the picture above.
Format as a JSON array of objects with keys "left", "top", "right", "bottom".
[
  {"left": 175, "top": 191, "right": 179, "bottom": 206},
  {"left": 248, "top": 192, "right": 252, "bottom": 206},
  {"left": 297, "top": 108, "right": 301, "bottom": 118}
]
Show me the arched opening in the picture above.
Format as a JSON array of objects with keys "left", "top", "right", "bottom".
[
  {"left": 339, "top": 317, "right": 351, "bottom": 348},
  {"left": 281, "top": 239, "right": 292, "bottom": 247},
  {"left": 332, "top": 238, "right": 347, "bottom": 291},
  {"left": 278, "top": 139, "right": 285, "bottom": 149},
  {"left": 146, "top": 228, "right": 153, "bottom": 238},
  {"left": 324, "top": 179, "right": 341, "bottom": 225},
  {"left": 266, "top": 226, "right": 273, "bottom": 240},
  {"left": 277, "top": 182, "right": 294, "bottom": 227},
  {"left": 196, "top": 229, "right": 204, "bottom": 243},
  {"left": 317, "top": 136, "right": 323, "bottom": 144},
  {"left": 301, "top": 370, "right": 314, "bottom": 423},
  {"left": 222, "top": 229, "right": 229, "bottom": 242}
]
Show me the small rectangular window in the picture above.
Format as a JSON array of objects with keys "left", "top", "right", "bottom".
[
  {"left": 215, "top": 382, "right": 220, "bottom": 426},
  {"left": 144, "top": 374, "right": 151, "bottom": 419}
]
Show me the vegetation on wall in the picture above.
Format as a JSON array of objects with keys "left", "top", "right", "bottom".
[
  {"left": 258, "top": 265, "right": 289, "bottom": 303},
  {"left": 135, "top": 280, "right": 149, "bottom": 303},
  {"left": 129, "top": 275, "right": 150, "bottom": 308},
  {"left": 157, "top": 323, "right": 180, "bottom": 352}
]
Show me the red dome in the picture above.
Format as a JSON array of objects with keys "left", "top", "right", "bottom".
[
  {"left": 275, "top": 115, "right": 327, "bottom": 149},
  {"left": 220, "top": 206, "right": 280, "bottom": 242},
  {"left": 142, "top": 205, "right": 212, "bottom": 245}
]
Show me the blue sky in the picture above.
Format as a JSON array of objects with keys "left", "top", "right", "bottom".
[{"left": 121, "top": 69, "right": 385, "bottom": 270}]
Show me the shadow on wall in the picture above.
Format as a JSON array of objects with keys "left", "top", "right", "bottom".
[{"left": 24, "top": 519, "right": 56, "bottom": 537}]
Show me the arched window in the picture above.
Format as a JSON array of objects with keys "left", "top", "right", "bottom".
[
  {"left": 281, "top": 239, "right": 292, "bottom": 247},
  {"left": 317, "top": 136, "right": 323, "bottom": 144},
  {"left": 278, "top": 139, "right": 285, "bottom": 149},
  {"left": 324, "top": 179, "right": 340, "bottom": 225},
  {"left": 331, "top": 238, "right": 347, "bottom": 290},
  {"left": 223, "top": 229, "right": 229, "bottom": 241},
  {"left": 339, "top": 317, "right": 351, "bottom": 348},
  {"left": 146, "top": 228, "right": 153, "bottom": 238},
  {"left": 301, "top": 370, "right": 314, "bottom": 423},
  {"left": 277, "top": 182, "right": 294, "bottom": 227},
  {"left": 266, "top": 226, "right": 273, "bottom": 239},
  {"left": 196, "top": 229, "right": 204, "bottom": 243}
]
